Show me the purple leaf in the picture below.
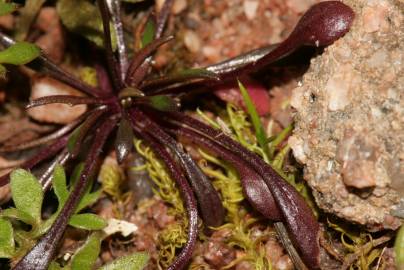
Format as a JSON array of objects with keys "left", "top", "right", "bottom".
[
  {"left": 164, "top": 112, "right": 321, "bottom": 268},
  {"left": 169, "top": 126, "right": 282, "bottom": 221},
  {"left": 13, "top": 117, "right": 117, "bottom": 270},
  {"left": 115, "top": 117, "right": 134, "bottom": 163},
  {"left": 130, "top": 109, "right": 225, "bottom": 228},
  {"left": 26, "top": 95, "right": 105, "bottom": 109},
  {"left": 135, "top": 130, "right": 198, "bottom": 270}
]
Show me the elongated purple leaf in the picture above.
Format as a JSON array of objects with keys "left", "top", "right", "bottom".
[
  {"left": 38, "top": 150, "right": 71, "bottom": 191},
  {"left": 134, "top": 130, "right": 198, "bottom": 270},
  {"left": 154, "top": 0, "right": 174, "bottom": 39},
  {"left": 224, "top": 1, "right": 354, "bottom": 77},
  {"left": 0, "top": 136, "right": 68, "bottom": 187},
  {"left": 168, "top": 126, "right": 282, "bottom": 221},
  {"left": 142, "top": 2, "right": 354, "bottom": 95},
  {"left": 130, "top": 109, "right": 225, "bottom": 228},
  {"left": 67, "top": 109, "right": 107, "bottom": 157},
  {"left": 164, "top": 112, "right": 320, "bottom": 268},
  {"left": 13, "top": 117, "right": 117, "bottom": 270},
  {"left": 125, "top": 0, "right": 174, "bottom": 87},
  {"left": 125, "top": 36, "right": 173, "bottom": 85},
  {"left": 0, "top": 111, "right": 91, "bottom": 153},
  {"left": 97, "top": 0, "right": 122, "bottom": 91},
  {"left": 107, "top": 0, "right": 128, "bottom": 80},
  {"left": 115, "top": 117, "right": 134, "bottom": 163},
  {"left": 140, "top": 68, "right": 219, "bottom": 89},
  {"left": 26, "top": 95, "right": 105, "bottom": 109}
]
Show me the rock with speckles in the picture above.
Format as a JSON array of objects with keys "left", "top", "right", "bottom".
[{"left": 289, "top": 0, "right": 403, "bottom": 230}]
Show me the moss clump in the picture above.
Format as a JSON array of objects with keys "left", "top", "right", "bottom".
[{"left": 134, "top": 140, "right": 187, "bottom": 269}]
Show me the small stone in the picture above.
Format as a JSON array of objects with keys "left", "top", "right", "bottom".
[
  {"left": 324, "top": 65, "right": 356, "bottom": 111},
  {"left": 243, "top": 0, "right": 259, "bottom": 21},
  {"left": 183, "top": 30, "right": 201, "bottom": 53},
  {"left": 103, "top": 218, "right": 138, "bottom": 237},
  {"left": 342, "top": 160, "right": 376, "bottom": 188},
  {"left": 172, "top": 0, "right": 187, "bottom": 14},
  {"left": 362, "top": 3, "right": 390, "bottom": 33}
]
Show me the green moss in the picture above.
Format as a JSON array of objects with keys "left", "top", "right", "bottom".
[
  {"left": 328, "top": 220, "right": 386, "bottom": 269},
  {"left": 134, "top": 140, "right": 187, "bottom": 268}
]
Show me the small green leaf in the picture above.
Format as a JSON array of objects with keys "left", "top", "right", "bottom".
[
  {"left": 70, "top": 233, "right": 101, "bottom": 270},
  {"left": 238, "top": 80, "right": 269, "bottom": 156},
  {"left": 76, "top": 189, "right": 102, "bottom": 213},
  {"left": 52, "top": 165, "right": 69, "bottom": 208},
  {"left": 0, "top": 218, "right": 14, "bottom": 258},
  {"left": 10, "top": 169, "right": 43, "bottom": 222},
  {"left": 0, "top": 208, "right": 36, "bottom": 225},
  {"left": 141, "top": 19, "right": 155, "bottom": 47},
  {"left": 395, "top": 225, "right": 404, "bottom": 270},
  {"left": 69, "top": 213, "right": 107, "bottom": 230},
  {"left": 0, "top": 42, "right": 40, "bottom": 65},
  {"left": 145, "top": 95, "right": 179, "bottom": 111},
  {"left": 0, "top": 2, "right": 17, "bottom": 16},
  {"left": 98, "top": 252, "right": 149, "bottom": 270}
]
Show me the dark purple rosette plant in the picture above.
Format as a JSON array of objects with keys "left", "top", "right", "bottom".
[{"left": 0, "top": 1, "right": 354, "bottom": 269}]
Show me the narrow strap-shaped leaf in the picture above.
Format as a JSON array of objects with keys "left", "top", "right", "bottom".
[
  {"left": 136, "top": 95, "right": 180, "bottom": 112},
  {"left": 205, "top": 44, "right": 278, "bottom": 75},
  {"left": 134, "top": 129, "right": 197, "bottom": 270},
  {"left": 238, "top": 80, "right": 269, "bottom": 156},
  {"left": 26, "top": 95, "right": 105, "bottom": 109},
  {"left": 219, "top": 1, "right": 355, "bottom": 79},
  {"left": 0, "top": 135, "right": 69, "bottom": 187},
  {"left": 131, "top": 109, "right": 225, "bottom": 228},
  {"left": 107, "top": 0, "right": 128, "bottom": 79},
  {"left": 154, "top": 0, "right": 173, "bottom": 39},
  {"left": 395, "top": 225, "right": 404, "bottom": 270},
  {"left": 141, "top": 17, "right": 155, "bottom": 47},
  {"left": 125, "top": 0, "right": 174, "bottom": 87},
  {"left": 125, "top": 36, "right": 173, "bottom": 85},
  {"left": 67, "top": 108, "right": 107, "bottom": 157},
  {"left": 0, "top": 110, "right": 90, "bottom": 153},
  {"left": 39, "top": 151, "right": 70, "bottom": 191},
  {"left": 141, "top": 68, "right": 219, "bottom": 89},
  {"left": 13, "top": 117, "right": 117, "bottom": 270},
  {"left": 164, "top": 112, "right": 321, "bottom": 269},
  {"left": 115, "top": 116, "right": 134, "bottom": 163},
  {"left": 167, "top": 126, "right": 281, "bottom": 221},
  {"left": 97, "top": 0, "right": 122, "bottom": 90}
]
